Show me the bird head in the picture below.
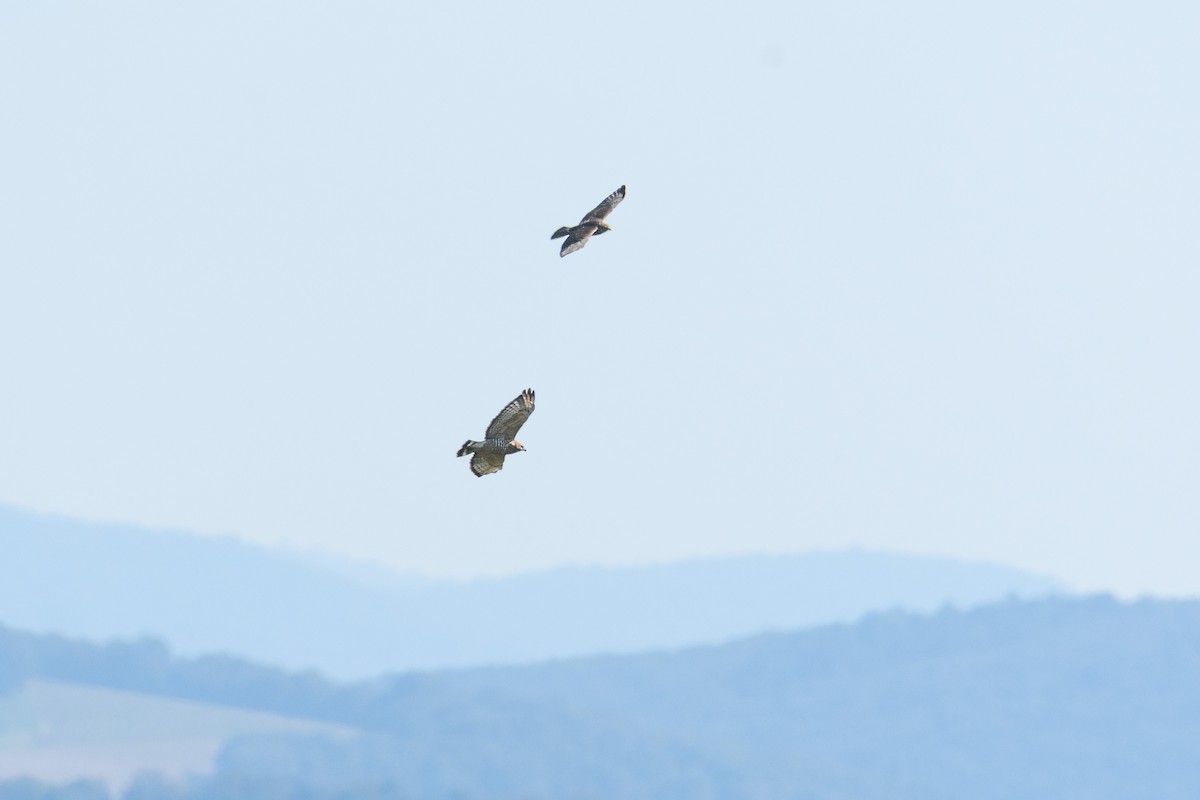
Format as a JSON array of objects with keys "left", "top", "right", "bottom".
[{"left": 509, "top": 439, "right": 526, "bottom": 454}]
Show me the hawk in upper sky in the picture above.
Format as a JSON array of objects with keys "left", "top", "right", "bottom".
[
  {"left": 456, "top": 389, "right": 536, "bottom": 477},
  {"left": 551, "top": 185, "right": 626, "bottom": 257}
]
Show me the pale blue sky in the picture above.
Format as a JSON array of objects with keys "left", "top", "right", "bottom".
[{"left": 1, "top": 2, "right": 1197, "bottom": 595}]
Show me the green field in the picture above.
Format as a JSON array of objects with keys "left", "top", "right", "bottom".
[{"left": 0, "top": 679, "right": 356, "bottom": 792}]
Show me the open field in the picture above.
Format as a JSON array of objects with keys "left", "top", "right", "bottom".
[{"left": 0, "top": 679, "right": 357, "bottom": 793}]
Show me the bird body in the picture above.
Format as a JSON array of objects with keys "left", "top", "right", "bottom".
[{"left": 552, "top": 185, "right": 625, "bottom": 256}]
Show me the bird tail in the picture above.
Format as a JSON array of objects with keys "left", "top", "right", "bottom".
[
  {"left": 551, "top": 226, "right": 572, "bottom": 240},
  {"left": 457, "top": 440, "right": 479, "bottom": 458}
]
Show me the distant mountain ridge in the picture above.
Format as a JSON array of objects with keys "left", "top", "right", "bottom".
[{"left": 0, "top": 504, "right": 1064, "bottom": 678}]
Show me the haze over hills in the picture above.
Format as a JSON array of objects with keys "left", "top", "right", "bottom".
[
  {"left": 0, "top": 504, "right": 1064, "bottom": 678},
  {"left": 2, "top": 595, "right": 1198, "bottom": 799}
]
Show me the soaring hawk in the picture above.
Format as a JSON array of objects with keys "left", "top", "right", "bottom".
[
  {"left": 551, "top": 185, "right": 626, "bottom": 257},
  {"left": 456, "top": 389, "right": 536, "bottom": 477}
]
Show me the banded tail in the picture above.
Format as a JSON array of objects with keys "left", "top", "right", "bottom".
[
  {"left": 551, "top": 226, "right": 572, "bottom": 240},
  {"left": 457, "top": 440, "right": 480, "bottom": 458}
]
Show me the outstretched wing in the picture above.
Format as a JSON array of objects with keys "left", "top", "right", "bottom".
[
  {"left": 559, "top": 225, "right": 597, "bottom": 257},
  {"left": 484, "top": 388, "right": 535, "bottom": 440},
  {"left": 470, "top": 450, "right": 506, "bottom": 477},
  {"left": 579, "top": 185, "right": 626, "bottom": 224}
]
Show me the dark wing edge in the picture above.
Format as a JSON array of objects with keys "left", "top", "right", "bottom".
[
  {"left": 580, "top": 185, "right": 626, "bottom": 224},
  {"left": 484, "top": 388, "right": 536, "bottom": 440}
]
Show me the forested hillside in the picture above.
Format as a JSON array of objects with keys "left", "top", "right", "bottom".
[{"left": 3, "top": 595, "right": 1200, "bottom": 799}]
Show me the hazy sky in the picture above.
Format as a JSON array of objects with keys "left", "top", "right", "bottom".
[{"left": 1, "top": 2, "right": 1197, "bottom": 596}]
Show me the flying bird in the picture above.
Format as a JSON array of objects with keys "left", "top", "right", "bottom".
[
  {"left": 551, "top": 185, "right": 626, "bottom": 257},
  {"left": 456, "top": 388, "right": 536, "bottom": 477}
]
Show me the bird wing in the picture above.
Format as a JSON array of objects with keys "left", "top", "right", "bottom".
[
  {"left": 579, "top": 185, "right": 626, "bottom": 224},
  {"left": 559, "top": 225, "right": 597, "bottom": 257},
  {"left": 484, "top": 388, "right": 536, "bottom": 440},
  {"left": 470, "top": 450, "right": 506, "bottom": 477}
]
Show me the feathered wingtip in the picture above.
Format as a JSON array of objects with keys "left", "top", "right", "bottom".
[{"left": 551, "top": 226, "right": 572, "bottom": 240}]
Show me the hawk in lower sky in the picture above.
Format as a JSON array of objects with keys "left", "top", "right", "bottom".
[
  {"left": 551, "top": 185, "right": 626, "bottom": 257},
  {"left": 456, "top": 388, "right": 536, "bottom": 477}
]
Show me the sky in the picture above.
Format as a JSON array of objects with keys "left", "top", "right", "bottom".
[{"left": 1, "top": 2, "right": 1197, "bottom": 597}]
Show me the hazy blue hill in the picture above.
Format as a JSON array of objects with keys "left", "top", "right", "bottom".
[
  {"left": 3, "top": 596, "right": 1199, "bottom": 799},
  {"left": 0, "top": 504, "right": 1062, "bottom": 677},
  {"left": 214, "top": 595, "right": 1200, "bottom": 800}
]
